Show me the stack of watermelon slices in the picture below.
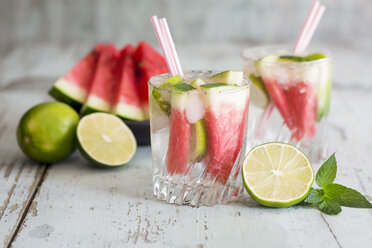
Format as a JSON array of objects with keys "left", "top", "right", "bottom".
[{"left": 49, "top": 41, "right": 168, "bottom": 121}]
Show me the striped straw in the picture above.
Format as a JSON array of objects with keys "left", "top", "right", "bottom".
[
  {"left": 151, "top": 16, "right": 183, "bottom": 77},
  {"left": 292, "top": 0, "right": 326, "bottom": 55}
]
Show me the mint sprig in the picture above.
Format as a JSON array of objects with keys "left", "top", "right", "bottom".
[{"left": 304, "top": 153, "right": 372, "bottom": 215}]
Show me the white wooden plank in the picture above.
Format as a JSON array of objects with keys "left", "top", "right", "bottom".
[{"left": 0, "top": 88, "right": 49, "bottom": 247}]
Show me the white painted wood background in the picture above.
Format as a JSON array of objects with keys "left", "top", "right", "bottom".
[{"left": 0, "top": 42, "right": 371, "bottom": 247}]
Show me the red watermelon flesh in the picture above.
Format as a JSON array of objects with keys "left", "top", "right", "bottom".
[
  {"left": 203, "top": 88, "right": 250, "bottom": 184},
  {"left": 133, "top": 41, "right": 168, "bottom": 105},
  {"left": 265, "top": 79, "right": 317, "bottom": 141},
  {"left": 112, "top": 45, "right": 145, "bottom": 121},
  {"left": 264, "top": 79, "right": 295, "bottom": 130},
  {"left": 49, "top": 45, "right": 100, "bottom": 110},
  {"left": 284, "top": 82, "right": 317, "bottom": 141},
  {"left": 166, "top": 105, "right": 190, "bottom": 176},
  {"left": 63, "top": 48, "right": 99, "bottom": 93},
  {"left": 83, "top": 43, "right": 119, "bottom": 112}
]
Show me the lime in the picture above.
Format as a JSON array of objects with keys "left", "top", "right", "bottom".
[
  {"left": 17, "top": 102, "right": 79, "bottom": 163},
  {"left": 242, "top": 143, "right": 314, "bottom": 207},
  {"left": 77, "top": 113, "right": 136, "bottom": 167},
  {"left": 249, "top": 74, "right": 270, "bottom": 108}
]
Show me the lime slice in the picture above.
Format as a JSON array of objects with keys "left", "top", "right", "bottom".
[
  {"left": 152, "top": 75, "right": 184, "bottom": 116},
  {"left": 209, "top": 70, "right": 243, "bottom": 84},
  {"left": 77, "top": 113, "right": 136, "bottom": 167},
  {"left": 189, "top": 119, "right": 207, "bottom": 161},
  {"left": 249, "top": 74, "right": 270, "bottom": 108},
  {"left": 304, "top": 53, "right": 327, "bottom": 61},
  {"left": 242, "top": 143, "right": 314, "bottom": 207}
]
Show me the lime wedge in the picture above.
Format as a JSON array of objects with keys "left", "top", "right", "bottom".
[
  {"left": 242, "top": 142, "right": 314, "bottom": 207},
  {"left": 210, "top": 70, "right": 243, "bottom": 84},
  {"left": 304, "top": 53, "right": 327, "bottom": 61},
  {"left": 189, "top": 119, "right": 207, "bottom": 161},
  {"left": 77, "top": 113, "right": 136, "bottom": 167},
  {"left": 152, "top": 75, "right": 184, "bottom": 116},
  {"left": 249, "top": 73, "right": 270, "bottom": 108}
]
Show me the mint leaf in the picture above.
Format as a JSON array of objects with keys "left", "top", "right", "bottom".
[
  {"left": 315, "top": 153, "right": 337, "bottom": 187},
  {"left": 318, "top": 197, "right": 342, "bottom": 215},
  {"left": 305, "top": 188, "right": 324, "bottom": 204},
  {"left": 324, "top": 184, "right": 372, "bottom": 208}
]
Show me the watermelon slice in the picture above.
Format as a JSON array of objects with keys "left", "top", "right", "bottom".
[
  {"left": 81, "top": 44, "right": 119, "bottom": 115},
  {"left": 200, "top": 84, "right": 250, "bottom": 184},
  {"left": 166, "top": 90, "right": 191, "bottom": 175},
  {"left": 133, "top": 41, "right": 169, "bottom": 117},
  {"left": 49, "top": 46, "right": 100, "bottom": 110},
  {"left": 112, "top": 45, "right": 146, "bottom": 121}
]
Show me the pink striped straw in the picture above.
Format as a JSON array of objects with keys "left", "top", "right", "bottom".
[
  {"left": 151, "top": 16, "right": 176, "bottom": 76},
  {"left": 151, "top": 16, "right": 183, "bottom": 77},
  {"left": 292, "top": 0, "right": 325, "bottom": 55},
  {"left": 159, "top": 18, "right": 184, "bottom": 77}
]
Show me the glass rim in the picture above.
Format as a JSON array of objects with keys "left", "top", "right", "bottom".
[
  {"left": 241, "top": 44, "right": 332, "bottom": 66},
  {"left": 148, "top": 70, "right": 251, "bottom": 94}
]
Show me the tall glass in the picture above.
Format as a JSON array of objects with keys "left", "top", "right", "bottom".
[
  {"left": 149, "top": 70, "right": 250, "bottom": 207},
  {"left": 242, "top": 45, "right": 332, "bottom": 162}
]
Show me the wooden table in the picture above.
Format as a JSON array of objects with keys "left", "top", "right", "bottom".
[{"left": 1, "top": 43, "right": 371, "bottom": 247}]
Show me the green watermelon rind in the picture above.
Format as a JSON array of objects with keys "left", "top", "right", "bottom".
[
  {"left": 81, "top": 95, "right": 111, "bottom": 116},
  {"left": 113, "top": 103, "right": 146, "bottom": 122},
  {"left": 49, "top": 78, "right": 87, "bottom": 111}
]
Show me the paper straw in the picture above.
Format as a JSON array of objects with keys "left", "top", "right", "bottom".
[
  {"left": 292, "top": 0, "right": 321, "bottom": 55},
  {"left": 151, "top": 16, "right": 176, "bottom": 76},
  {"left": 158, "top": 19, "right": 178, "bottom": 76},
  {"left": 297, "top": 5, "right": 325, "bottom": 54},
  {"left": 159, "top": 18, "right": 184, "bottom": 77}
]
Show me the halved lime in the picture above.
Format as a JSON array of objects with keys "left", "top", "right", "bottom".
[
  {"left": 77, "top": 113, "right": 136, "bottom": 167},
  {"left": 242, "top": 143, "right": 314, "bottom": 207}
]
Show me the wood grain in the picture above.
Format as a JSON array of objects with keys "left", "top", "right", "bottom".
[{"left": 0, "top": 90, "right": 48, "bottom": 247}]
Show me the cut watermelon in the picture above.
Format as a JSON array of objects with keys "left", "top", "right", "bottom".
[
  {"left": 134, "top": 41, "right": 169, "bottom": 117},
  {"left": 166, "top": 91, "right": 190, "bottom": 175},
  {"left": 49, "top": 46, "right": 100, "bottom": 110},
  {"left": 81, "top": 44, "right": 119, "bottom": 115},
  {"left": 200, "top": 84, "right": 250, "bottom": 184},
  {"left": 112, "top": 45, "right": 146, "bottom": 121}
]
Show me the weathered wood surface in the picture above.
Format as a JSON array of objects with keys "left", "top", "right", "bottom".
[
  {"left": 0, "top": 87, "right": 48, "bottom": 247},
  {"left": 0, "top": 44, "right": 371, "bottom": 247}
]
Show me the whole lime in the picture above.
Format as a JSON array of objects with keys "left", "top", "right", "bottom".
[{"left": 17, "top": 102, "right": 80, "bottom": 163}]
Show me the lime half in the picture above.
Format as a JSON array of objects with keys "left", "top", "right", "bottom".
[
  {"left": 77, "top": 113, "right": 136, "bottom": 167},
  {"left": 242, "top": 143, "right": 314, "bottom": 207}
]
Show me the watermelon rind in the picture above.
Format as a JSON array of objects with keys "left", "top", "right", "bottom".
[
  {"left": 81, "top": 95, "right": 111, "bottom": 115},
  {"left": 209, "top": 70, "right": 244, "bottom": 84},
  {"left": 113, "top": 103, "right": 146, "bottom": 121},
  {"left": 49, "top": 78, "right": 87, "bottom": 111}
]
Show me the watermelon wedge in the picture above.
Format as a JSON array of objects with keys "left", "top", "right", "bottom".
[
  {"left": 133, "top": 41, "right": 168, "bottom": 117},
  {"left": 112, "top": 45, "right": 146, "bottom": 121},
  {"left": 200, "top": 84, "right": 250, "bottom": 184},
  {"left": 81, "top": 44, "right": 119, "bottom": 115},
  {"left": 49, "top": 46, "right": 100, "bottom": 110},
  {"left": 166, "top": 91, "right": 190, "bottom": 175}
]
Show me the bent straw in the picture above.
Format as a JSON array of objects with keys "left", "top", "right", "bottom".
[
  {"left": 151, "top": 16, "right": 176, "bottom": 76},
  {"left": 159, "top": 18, "right": 184, "bottom": 77}
]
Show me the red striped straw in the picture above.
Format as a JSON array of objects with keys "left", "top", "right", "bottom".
[
  {"left": 159, "top": 18, "right": 184, "bottom": 77},
  {"left": 292, "top": 0, "right": 326, "bottom": 55},
  {"left": 151, "top": 16, "right": 183, "bottom": 77},
  {"left": 151, "top": 16, "right": 176, "bottom": 76}
]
